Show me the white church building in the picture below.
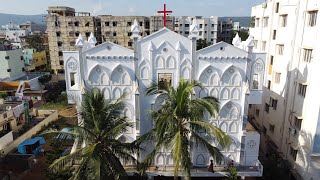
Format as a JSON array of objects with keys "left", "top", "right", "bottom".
[{"left": 63, "top": 20, "right": 265, "bottom": 178}]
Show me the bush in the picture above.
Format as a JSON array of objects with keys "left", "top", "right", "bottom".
[
  {"left": 0, "top": 92, "right": 8, "bottom": 99},
  {"left": 38, "top": 74, "right": 52, "bottom": 85}
]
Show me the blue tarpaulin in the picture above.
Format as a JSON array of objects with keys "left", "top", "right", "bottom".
[{"left": 17, "top": 137, "right": 46, "bottom": 155}]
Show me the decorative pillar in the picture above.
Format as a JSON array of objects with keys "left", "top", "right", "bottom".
[{"left": 188, "top": 19, "right": 199, "bottom": 81}]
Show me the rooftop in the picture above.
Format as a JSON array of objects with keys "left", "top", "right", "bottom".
[
  {"left": 14, "top": 74, "right": 43, "bottom": 81},
  {"left": 0, "top": 101, "right": 22, "bottom": 114}
]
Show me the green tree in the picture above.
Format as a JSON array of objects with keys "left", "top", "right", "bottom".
[
  {"left": 197, "top": 39, "right": 211, "bottom": 50},
  {"left": 226, "top": 167, "right": 238, "bottom": 180},
  {"left": 138, "top": 79, "right": 231, "bottom": 180},
  {"left": 48, "top": 89, "right": 140, "bottom": 180},
  {"left": 24, "top": 35, "right": 45, "bottom": 52}
]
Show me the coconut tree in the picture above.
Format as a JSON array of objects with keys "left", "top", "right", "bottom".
[
  {"left": 137, "top": 79, "right": 231, "bottom": 179},
  {"left": 48, "top": 88, "right": 140, "bottom": 180}
]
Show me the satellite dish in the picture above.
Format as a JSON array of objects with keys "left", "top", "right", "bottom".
[{"left": 6, "top": 106, "right": 12, "bottom": 111}]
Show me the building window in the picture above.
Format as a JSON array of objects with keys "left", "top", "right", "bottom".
[
  {"left": 298, "top": 83, "right": 307, "bottom": 97},
  {"left": 254, "top": 40, "right": 258, "bottom": 49},
  {"left": 85, "top": 32, "right": 90, "bottom": 38},
  {"left": 263, "top": 17, "right": 269, "bottom": 27},
  {"left": 277, "top": 44, "right": 284, "bottom": 55},
  {"left": 270, "top": 56, "right": 274, "bottom": 65},
  {"left": 211, "top": 31, "right": 214, "bottom": 34},
  {"left": 199, "top": 24, "right": 203, "bottom": 28},
  {"left": 211, "top": 24, "right": 214, "bottom": 27},
  {"left": 199, "top": 31, "right": 202, "bottom": 36},
  {"left": 113, "top": 32, "right": 117, "bottom": 36},
  {"left": 58, "top": 51, "right": 63, "bottom": 57},
  {"left": 307, "top": 11, "right": 318, "bottom": 27},
  {"left": 302, "top": 48, "right": 312, "bottom": 63},
  {"left": 255, "top": 109, "right": 260, "bottom": 117},
  {"left": 127, "top": 22, "right": 132, "bottom": 26},
  {"left": 22, "top": 68, "right": 25, "bottom": 72},
  {"left": 261, "top": 41, "right": 266, "bottom": 51},
  {"left": 275, "top": 72, "right": 281, "bottom": 84},
  {"left": 20, "top": 56, "right": 23, "bottom": 60},
  {"left": 3, "top": 113, "right": 7, "bottom": 119},
  {"left": 269, "top": 97, "right": 278, "bottom": 110},
  {"left": 294, "top": 116, "right": 303, "bottom": 130},
  {"left": 7, "top": 69, "right": 11, "bottom": 72},
  {"left": 127, "top": 32, "right": 132, "bottom": 37},
  {"left": 56, "top": 32, "right": 61, "bottom": 37},
  {"left": 255, "top": 18, "right": 260, "bottom": 27},
  {"left": 70, "top": 41, "right": 75, "bottom": 46},
  {"left": 75, "top": 32, "right": 80, "bottom": 37},
  {"left": 158, "top": 73, "right": 172, "bottom": 89},
  {"left": 113, "top": 22, "right": 117, "bottom": 26},
  {"left": 105, "top": 22, "right": 110, "bottom": 26},
  {"left": 128, "top": 41, "right": 132, "bottom": 47},
  {"left": 253, "top": 74, "right": 259, "bottom": 89},
  {"left": 139, "top": 22, "right": 143, "bottom": 26},
  {"left": 280, "top": 14, "right": 288, "bottom": 27},
  {"left": 269, "top": 124, "right": 275, "bottom": 133},
  {"left": 265, "top": 103, "right": 270, "bottom": 113},
  {"left": 273, "top": 30, "right": 277, "bottom": 40},
  {"left": 275, "top": 2, "right": 279, "bottom": 13},
  {"left": 55, "top": 21, "right": 59, "bottom": 27},
  {"left": 85, "top": 22, "right": 90, "bottom": 27},
  {"left": 74, "top": 21, "right": 79, "bottom": 27},
  {"left": 185, "top": 31, "right": 189, "bottom": 35},
  {"left": 185, "top": 24, "right": 189, "bottom": 28},
  {"left": 5, "top": 56, "right": 9, "bottom": 60},
  {"left": 290, "top": 147, "right": 298, "bottom": 161},
  {"left": 267, "top": 80, "right": 271, "bottom": 89},
  {"left": 59, "top": 60, "right": 64, "bottom": 65},
  {"left": 57, "top": 42, "right": 62, "bottom": 47}
]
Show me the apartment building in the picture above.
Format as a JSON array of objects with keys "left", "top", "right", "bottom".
[
  {"left": 249, "top": 0, "right": 320, "bottom": 179},
  {"left": 174, "top": 16, "right": 218, "bottom": 44},
  {"left": 0, "top": 45, "right": 25, "bottom": 81}
]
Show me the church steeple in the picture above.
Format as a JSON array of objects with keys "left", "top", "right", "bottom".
[
  {"left": 75, "top": 33, "right": 84, "bottom": 48},
  {"left": 88, "top": 32, "right": 97, "bottom": 47},
  {"left": 130, "top": 19, "right": 141, "bottom": 40},
  {"left": 188, "top": 19, "right": 199, "bottom": 39}
]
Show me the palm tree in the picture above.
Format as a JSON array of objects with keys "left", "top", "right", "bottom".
[
  {"left": 48, "top": 88, "right": 140, "bottom": 180},
  {"left": 137, "top": 79, "right": 232, "bottom": 179}
]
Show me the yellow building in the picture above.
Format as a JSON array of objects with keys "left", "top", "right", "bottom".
[{"left": 29, "top": 51, "right": 47, "bottom": 71}]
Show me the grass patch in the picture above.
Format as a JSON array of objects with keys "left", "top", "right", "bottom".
[{"left": 38, "top": 94, "right": 68, "bottom": 111}]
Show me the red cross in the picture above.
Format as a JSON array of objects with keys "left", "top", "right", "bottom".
[{"left": 157, "top": 4, "right": 173, "bottom": 27}]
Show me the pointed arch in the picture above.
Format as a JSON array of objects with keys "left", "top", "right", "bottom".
[
  {"left": 221, "top": 65, "right": 242, "bottom": 86},
  {"left": 100, "top": 73, "right": 109, "bottom": 85},
  {"left": 140, "top": 66, "right": 149, "bottom": 79},
  {"left": 123, "top": 107, "right": 132, "bottom": 120},
  {"left": 102, "top": 88, "right": 111, "bottom": 100},
  {"left": 166, "top": 154, "right": 174, "bottom": 165},
  {"left": 231, "top": 73, "right": 242, "bottom": 86},
  {"left": 210, "top": 73, "right": 220, "bottom": 86},
  {"left": 196, "top": 154, "right": 206, "bottom": 165},
  {"left": 156, "top": 154, "right": 164, "bottom": 165},
  {"left": 229, "top": 122, "right": 238, "bottom": 133},
  {"left": 199, "top": 66, "right": 220, "bottom": 86},
  {"left": 210, "top": 88, "right": 219, "bottom": 98},
  {"left": 88, "top": 65, "right": 110, "bottom": 86},
  {"left": 220, "top": 88, "right": 230, "bottom": 100},
  {"left": 227, "top": 154, "right": 235, "bottom": 161},
  {"left": 123, "top": 87, "right": 132, "bottom": 100},
  {"left": 231, "top": 88, "right": 240, "bottom": 100},
  {"left": 181, "top": 67, "right": 191, "bottom": 80},
  {"left": 111, "top": 65, "right": 131, "bottom": 85},
  {"left": 113, "top": 88, "right": 121, "bottom": 100},
  {"left": 219, "top": 102, "right": 240, "bottom": 120},
  {"left": 220, "top": 122, "right": 228, "bottom": 132},
  {"left": 166, "top": 56, "right": 176, "bottom": 69},
  {"left": 155, "top": 56, "right": 165, "bottom": 69}
]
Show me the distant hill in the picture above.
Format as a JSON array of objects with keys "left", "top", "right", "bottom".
[
  {"left": 0, "top": 13, "right": 45, "bottom": 25},
  {"left": 219, "top": 17, "right": 251, "bottom": 28}
]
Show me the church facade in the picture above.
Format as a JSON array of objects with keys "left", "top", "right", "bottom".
[{"left": 63, "top": 20, "right": 265, "bottom": 177}]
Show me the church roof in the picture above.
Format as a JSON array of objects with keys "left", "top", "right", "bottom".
[
  {"left": 83, "top": 41, "right": 133, "bottom": 57},
  {"left": 196, "top": 41, "right": 248, "bottom": 59},
  {"left": 138, "top": 27, "right": 191, "bottom": 43}
]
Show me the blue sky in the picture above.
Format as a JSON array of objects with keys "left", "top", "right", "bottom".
[{"left": 0, "top": 0, "right": 265, "bottom": 16}]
